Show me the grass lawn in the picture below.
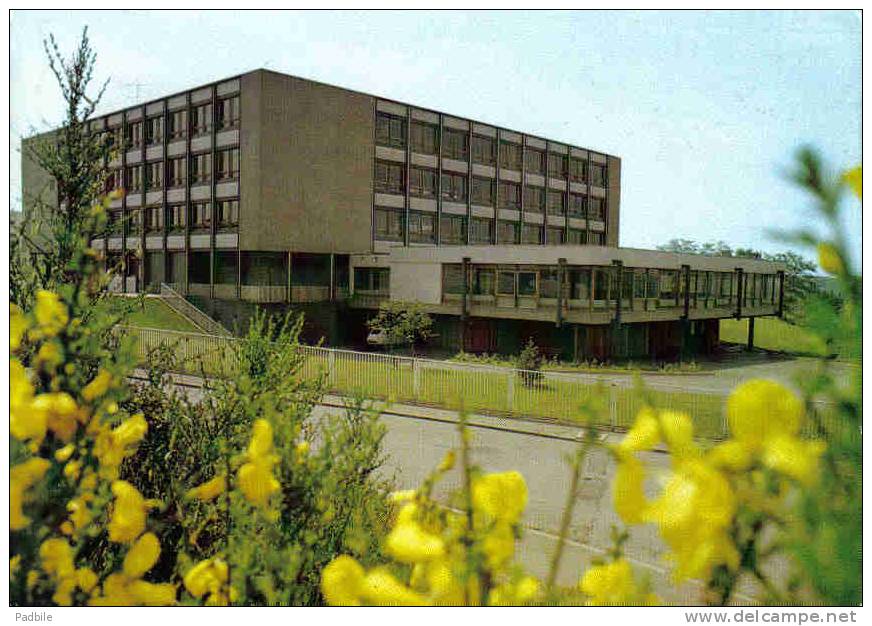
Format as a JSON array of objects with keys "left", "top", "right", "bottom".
[
  {"left": 720, "top": 317, "right": 829, "bottom": 357},
  {"left": 114, "top": 297, "right": 200, "bottom": 332}
]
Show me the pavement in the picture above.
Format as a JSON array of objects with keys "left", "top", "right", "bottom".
[{"left": 131, "top": 368, "right": 774, "bottom": 604}]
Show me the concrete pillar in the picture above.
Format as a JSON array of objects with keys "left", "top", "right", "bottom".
[{"left": 747, "top": 317, "right": 755, "bottom": 352}]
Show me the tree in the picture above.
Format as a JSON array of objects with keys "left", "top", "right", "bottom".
[
  {"left": 516, "top": 337, "right": 544, "bottom": 387},
  {"left": 366, "top": 301, "right": 434, "bottom": 353},
  {"left": 14, "top": 27, "right": 111, "bottom": 307}
]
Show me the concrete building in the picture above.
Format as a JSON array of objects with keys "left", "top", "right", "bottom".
[{"left": 21, "top": 68, "right": 784, "bottom": 359}]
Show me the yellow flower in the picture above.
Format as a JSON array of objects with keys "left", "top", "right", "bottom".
[
  {"left": 579, "top": 558, "right": 638, "bottom": 605},
  {"left": 658, "top": 410, "right": 698, "bottom": 458},
  {"left": 126, "top": 580, "right": 177, "bottom": 606},
  {"left": 706, "top": 440, "right": 753, "bottom": 472},
  {"left": 32, "top": 392, "right": 79, "bottom": 442},
  {"left": 39, "top": 537, "right": 78, "bottom": 603},
  {"left": 842, "top": 165, "right": 861, "bottom": 199},
  {"left": 238, "top": 460, "right": 280, "bottom": 508},
  {"left": 55, "top": 443, "right": 76, "bottom": 463},
  {"left": 186, "top": 474, "right": 227, "bottom": 501},
  {"left": 11, "top": 304, "right": 28, "bottom": 351},
  {"left": 122, "top": 532, "right": 161, "bottom": 578},
  {"left": 437, "top": 450, "right": 456, "bottom": 472},
  {"left": 482, "top": 521, "right": 515, "bottom": 571},
  {"left": 34, "top": 290, "right": 69, "bottom": 337},
  {"left": 761, "top": 436, "right": 826, "bottom": 486},
  {"left": 385, "top": 520, "right": 445, "bottom": 563},
  {"left": 389, "top": 489, "right": 417, "bottom": 504},
  {"left": 488, "top": 575, "right": 540, "bottom": 606},
  {"left": 321, "top": 555, "right": 365, "bottom": 606},
  {"left": 82, "top": 369, "right": 113, "bottom": 402},
  {"left": 727, "top": 379, "right": 803, "bottom": 447},
  {"left": 10, "top": 555, "right": 21, "bottom": 577},
  {"left": 247, "top": 418, "right": 275, "bottom": 459},
  {"left": 95, "top": 414, "right": 148, "bottom": 471},
  {"left": 11, "top": 457, "right": 51, "bottom": 530},
  {"left": 66, "top": 497, "right": 92, "bottom": 532},
  {"left": 36, "top": 341, "right": 64, "bottom": 369},
  {"left": 472, "top": 471, "right": 528, "bottom": 524},
  {"left": 10, "top": 359, "right": 47, "bottom": 444},
  {"left": 362, "top": 568, "right": 429, "bottom": 606},
  {"left": 183, "top": 557, "right": 230, "bottom": 605},
  {"left": 108, "top": 480, "right": 149, "bottom": 543},
  {"left": 619, "top": 407, "right": 660, "bottom": 453},
  {"left": 76, "top": 568, "right": 99, "bottom": 594},
  {"left": 612, "top": 453, "right": 648, "bottom": 524},
  {"left": 295, "top": 440, "right": 310, "bottom": 457},
  {"left": 91, "top": 573, "right": 174, "bottom": 606},
  {"left": 425, "top": 559, "right": 465, "bottom": 606},
  {"left": 817, "top": 243, "right": 844, "bottom": 276}
]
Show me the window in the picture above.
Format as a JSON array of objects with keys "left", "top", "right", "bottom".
[
  {"left": 547, "top": 227, "right": 564, "bottom": 245},
  {"left": 633, "top": 269, "right": 648, "bottom": 299},
  {"left": 145, "top": 206, "right": 163, "bottom": 231},
  {"left": 441, "top": 172, "right": 467, "bottom": 202},
  {"left": 570, "top": 269, "right": 591, "bottom": 300},
  {"left": 374, "top": 160, "right": 405, "bottom": 194},
  {"left": 191, "top": 153, "right": 212, "bottom": 184},
  {"left": 547, "top": 190, "right": 565, "bottom": 215},
  {"left": 567, "top": 229, "right": 585, "bottom": 244},
  {"left": 217, "top": 148, "right": 240, "bottom": 181},
  {"left": 409, "top": 167, "right": 436, "bottom": 197},
  {"left": 105, "top": 169, "right": 122, "bottom": 193},
  {"left": 521, "top": 224, "right": 542, "bottom": 244},
  {"left": 524, "top": 148, "right": 545, "bottom": 174},
  {"left": 548, "top": 153, "right": 567, "bottom": 178},
  {"left": 523, "top": 186, "right": 544, "bottom": 213},
  {"left": 355, "top": 267, "right": 390, "bottom": 293},
  {"left": 408, "top": 211, "right": 436, "bottom": 243},
  {"left": 540, "top": 269, "right": 559, "bottom": 298},
  {"left": 660, "top": 270, "right": 677, "bottom": 300},
  {"left": 472, "top": 268, "right": 495, "bottom": 296},
  {"left": 145, "top": 162, "right": 162, "bottom": 190},
  {"left": 518, "top": 271, "right": 537, "bottom": 296},
  {"left": 127, "top": 209, "right": 142, "bottom": 234},
  {"left": 217, "top": 96, "right": 240, "bottom": 130},
  {"left": 470, "top": 218, "right": 493, "bottom": 244},
  {"left": 410, "top": 121, "right": 438, "bottom": 154},
  {"left": 719, "top": 272, "right": 733, "bottom": 297},
  {"left": 569, "top": 157, "right": 587, "bottom": 182},
  {"left": 440, "top": 215, "right": 466, "bottom": 244},
  {"left": 591, "top": 163, "right": 608, "bottom": 187},
  {"left": 471, "top": 177, "right": 494, "bottom": 205},
  {"left": 376, "top": 112, "right": 406, "bottom": 149},
  {"left": 498, "top": 181, "right": 521, "bottom": 210},
  {"left": 190, "top": 202, "right": 212, "bottom": 229},
  {"left": 568, "top": 193, "right": 586, "bottom": 218},
  {"left": 497, "top": 271, "right": 515, "bottom": 295},
  {"left": 497, "top": 221, "right": 519, "bottom": 244},
  {"left": 168, "top": 110, "right": 187, "bottom": 139},
  {"left": 108, "top": 210, "right": 123, "bottom": 233},
  {"left": 191, "top": 103, "right": 212, "bottom": 136},
  {"left": 442, "top": 129, "right": 468, "bottom": 160},
  {"left": 145, "top": 117, "right": 163, "bottom": 145},
  {"left": 126, "top": 121, "right": 143, "bottom": 148},
  {"left": 588, "top": 197, "right": 605, "bottom": 220},
  {"left": 125, "top": 165, "right": 142, "bottom": 192},
  {"left": 167, "top": 157, "right": 186, "bottom": 187},
  {"left": 594, "top": 268, "right": 612, "bottom": 300},
  {"left": 107, "top": 127, "right": 123, "bottom": 150},
  {"left": 442, "top": 265, "right": 465, "bottom": 295},
  {"left": 499, "top": 141, "right": 521, "bottom": 170},
  {"left": 374, "top": 207, "right": 405, "bottom": 241},
  {"left": 168, "top": 204, "right": 186, "bottom": 229},
  {"left": 588, "top": 232, "right": 605, "bottom": 245},
  {"left": 217, "top": 199, "right": 239, "bottom": 228},
  {"left": 472, "top": 135, "right": 495, "bottom": 165}
]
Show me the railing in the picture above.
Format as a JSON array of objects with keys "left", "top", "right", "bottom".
[
  {"left": 118, "top": 325, "right": 852, "bottom": 442},
  {"left": 158, "top": 283, "right": 231, "bottom": 336}
]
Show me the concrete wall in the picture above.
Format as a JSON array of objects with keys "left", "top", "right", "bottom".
[
  {"left": 240, "top": 70, "right": 374, "bottom": 254},
  {"left": 20, "top": 130, "right": 58, "bottom": 220},
  {"left": 606, "top": 155, "right": 621, "bottom": 246}
]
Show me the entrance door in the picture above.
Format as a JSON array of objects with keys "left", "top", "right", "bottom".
[{"left": 463, "top": 319, "right": 495, "bottom": 353}]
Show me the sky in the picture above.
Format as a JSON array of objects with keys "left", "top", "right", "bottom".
[{"left": 9, "top": 10, "right": 862, "bottom": 266}]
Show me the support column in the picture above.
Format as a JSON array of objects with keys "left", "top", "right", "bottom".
[
  {"left": 556, "top": 257, "right": 566, "bottom": 327},
  {"left": 680, "top": 264, "right": 691, "bottom": 362},
  {"left": 747, "top": 317, "right": 755, "bottom": 352},
  {"left": 612, "top": 260, "right": 624, "bottom": 358},
  {"left": 286, "top": 251, "right": 293, "bottom": 303},
  {"left": 735, "top": 267, "right": 744, "bottom": 319},
  {"left": 329, "top": 253, "right": 336, "bottom": 302},
  {"left": 776, "top": 269, "right": 785, "bottom": 318}
]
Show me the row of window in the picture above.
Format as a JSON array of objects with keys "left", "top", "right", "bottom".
[
  {"left": 102, "top": 96, "right": 240, "bottom": 149},
  {"left": 376, "top": 112, "right": 608, "bottom": 184},
  {"left": 105, "top": 148, "right": 240, "bottom": 192},
  {"left": 442, "top": 266, "right": 779, "bottom": 305},
  {"left": 374, "top": 208, "right": 606, "bottom": 245},
  {"left": 375, "top": 162, "right": 607, "bottom": 218},
  {"left": 106, "top": 199, "right": 240, "bottom": 233}
]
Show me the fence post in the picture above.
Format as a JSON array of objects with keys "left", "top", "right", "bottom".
[
  {"left": 609, "top": 384, "right": 618, "bottom": 430},
  {"left": 328, "top": 350, "right": 336, "bottom": 387},
  {"left": 412, "top": 358, "right": 421, "bottom": 399},
  {"left": 506, "top": 370, "right": 515, "bottom": 411}
]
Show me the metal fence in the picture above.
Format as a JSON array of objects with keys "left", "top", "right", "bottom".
[{"left": 118, "top": 325, "right": 852, "bottom": 442}]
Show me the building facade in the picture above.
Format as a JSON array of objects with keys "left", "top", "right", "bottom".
[{"left": 21, "top": 68, "right": 784, "bottom": 359}]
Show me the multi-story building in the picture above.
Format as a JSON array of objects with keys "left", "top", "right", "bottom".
[{"left": 22, "top": 68, "right": 785, "bottom": 360}]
